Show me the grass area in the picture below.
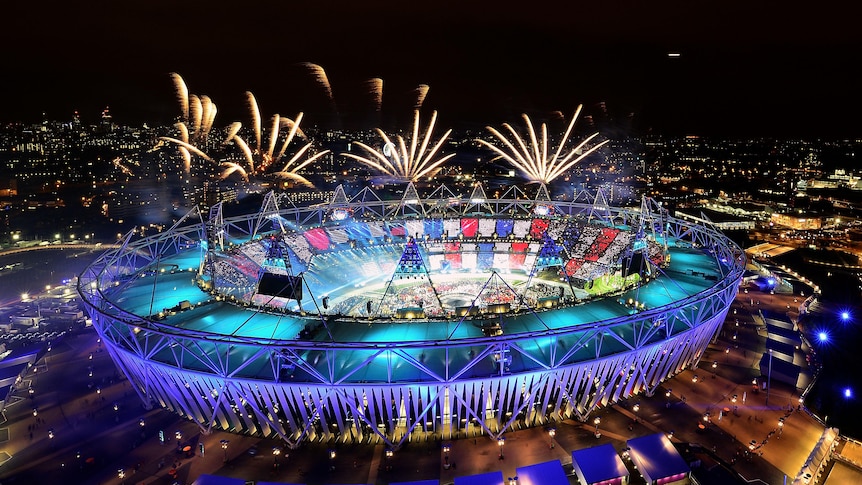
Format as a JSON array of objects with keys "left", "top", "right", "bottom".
[{"left": 583, "top": 273, "right": 640, "bottom": 297}]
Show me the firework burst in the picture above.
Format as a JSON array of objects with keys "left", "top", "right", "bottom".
[
  {"left": 477, "top": 106, "right": 608, "bottom": 185},
  {"left": 169, "top": 73, "right": 218, "bottom": 143},
  {"left": 221, "top": 94, "right": 329, "bottom": 186},
  {"left": 342, "top": 110, "right": 455, "bottom": 182},
  {"left": 162, "top": 73, "right": 219, "bottom": 176}
]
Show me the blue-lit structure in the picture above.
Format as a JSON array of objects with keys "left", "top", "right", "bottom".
[{"left": 78, "top": 183, "right": 744, "bottom": 450}]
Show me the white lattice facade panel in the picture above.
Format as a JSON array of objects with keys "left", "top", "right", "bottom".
[
  {"left": 285, "top": 234, "right": 313, "bottom": 263},
  {"left": 513, "top": 219, "right": 531, "bottom": 238},
  {"left": 443, "top": 219, "right": 460, "bottom": 237},
  {"left": 326, "top": 228, "right": 349, "bottom": 245},
  {"left": 406, "top": 220, "right": 424, "bottom": 238},
  {"left": 428, "top": 254, "right": 444, "bottom": 271},
  {"left": 101, "top": 308, "right": 724, "bottom": 448},
  {"left": 547, "top": 220, "right": 568, "bottom": 240},
  {"left": 478, "top": 218, "right": 496, "bottom": 237},
  {"left": 367, "top": 221, "right": 386, "bottom": 238},
  {"left": 493, "top": 253, "right": 510, "bottom": 269},
  {"left": 462, "top": 252, "right": 477, "bottom": 269}
]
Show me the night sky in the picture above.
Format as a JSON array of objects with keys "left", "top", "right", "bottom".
[{"left": 2, "top": 1, "right": 860, "bottom": 137}]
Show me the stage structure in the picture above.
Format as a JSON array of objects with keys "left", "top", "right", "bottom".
[{"left": 78, "top": 183, "right": 744, "bottom": 449}]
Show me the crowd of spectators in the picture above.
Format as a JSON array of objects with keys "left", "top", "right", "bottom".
[{"left": 210, "top": 217, "right": 663, "bottom": 315}]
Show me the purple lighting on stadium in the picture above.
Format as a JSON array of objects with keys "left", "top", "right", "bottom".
[{"left": 77, "top": 185, "right": 744, "bottom": 448}]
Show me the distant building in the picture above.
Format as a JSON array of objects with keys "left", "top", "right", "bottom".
[
  {"left": 675, "top": 207, "right": 755, "bottom": 231},
  {"left": 0, "top": 178, "right": 16, "bottom": 197},
  {"left": 805, "top": 169, "right": 862, "bottom": 190},
  {"left": 770, "top": 212, "right": 822, "bottom": 230},
  {"left": 190, "top": 181, "right": 238, "bottom": 208}
]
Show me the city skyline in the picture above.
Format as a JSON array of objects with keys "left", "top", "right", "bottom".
[{"left": 2, "top": 1, "right": 860, "bottom": 137}]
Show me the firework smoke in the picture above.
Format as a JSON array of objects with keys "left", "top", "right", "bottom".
[
  {"left": 414, "top": 84, "right": 430, "bottom": 109},
  {"left": 300, "top": 62, "right": 334, "bottom": 102},
  {"left": 366, "top": 78, "right": 383, "bottom": 112}
]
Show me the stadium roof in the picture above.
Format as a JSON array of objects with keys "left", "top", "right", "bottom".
[
  {"left": 454, "top": 471, "right": 504, "bottom": 485},
  {"left": 515, "top": 459, "right": 568, "bottom": 485},
  {"left": 627, "top": 433, "right": 689, "bottom": 483},
  {"left": 571, "top": 443, "right": 629, "bottom": 484}
]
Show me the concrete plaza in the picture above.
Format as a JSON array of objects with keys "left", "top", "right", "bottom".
[{"left": 1, "top": 284, "right": 858, "bottom": 484}]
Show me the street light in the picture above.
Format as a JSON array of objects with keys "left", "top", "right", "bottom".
[
  {"left": 48, "top": 429, "right": 54, "bottom": 439},
  {"left": 220, "top": 439, "right": 229, "bottom": 462},
  {"left": 33, "top": 408, "right": 38, "bottom": 417},
  {"left": 594, "top": 417, "right": 601, "bottom": 438},
  {"left": 329, "top": 449, "right": 336, "bottom": 470},
  {"left": 118, "top": 468, "right": 125, "bottom": 483},
  {"left": 384, "top": 448, "right": 394, "bottom": 471},
  {"left": 548, "top": 427, "right": 556, "bottom": 449},
  {"left": 498, "top": 436, "right": 505, "bottom": 460},
  {"left": 765, "top": 349, "right": 773, "bottom": 406},
  {"left": 139, "top": 418, "right": 146, "bottom": 428},
  {"left": 272, "top": 446, "right": 282, "bottom": 468}
]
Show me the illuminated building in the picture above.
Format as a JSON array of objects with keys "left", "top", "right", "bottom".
[{"left": 79, "top": 183, "right": 743, "bottom": 449}]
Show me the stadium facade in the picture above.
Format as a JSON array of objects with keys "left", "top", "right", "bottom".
[{"left": 78, "top": 183, "right": 744, "bottom": 449}]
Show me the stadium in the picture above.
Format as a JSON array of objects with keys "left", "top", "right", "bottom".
[{"left": 78, "top": 183, "right": 744, "bottom": 450}]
